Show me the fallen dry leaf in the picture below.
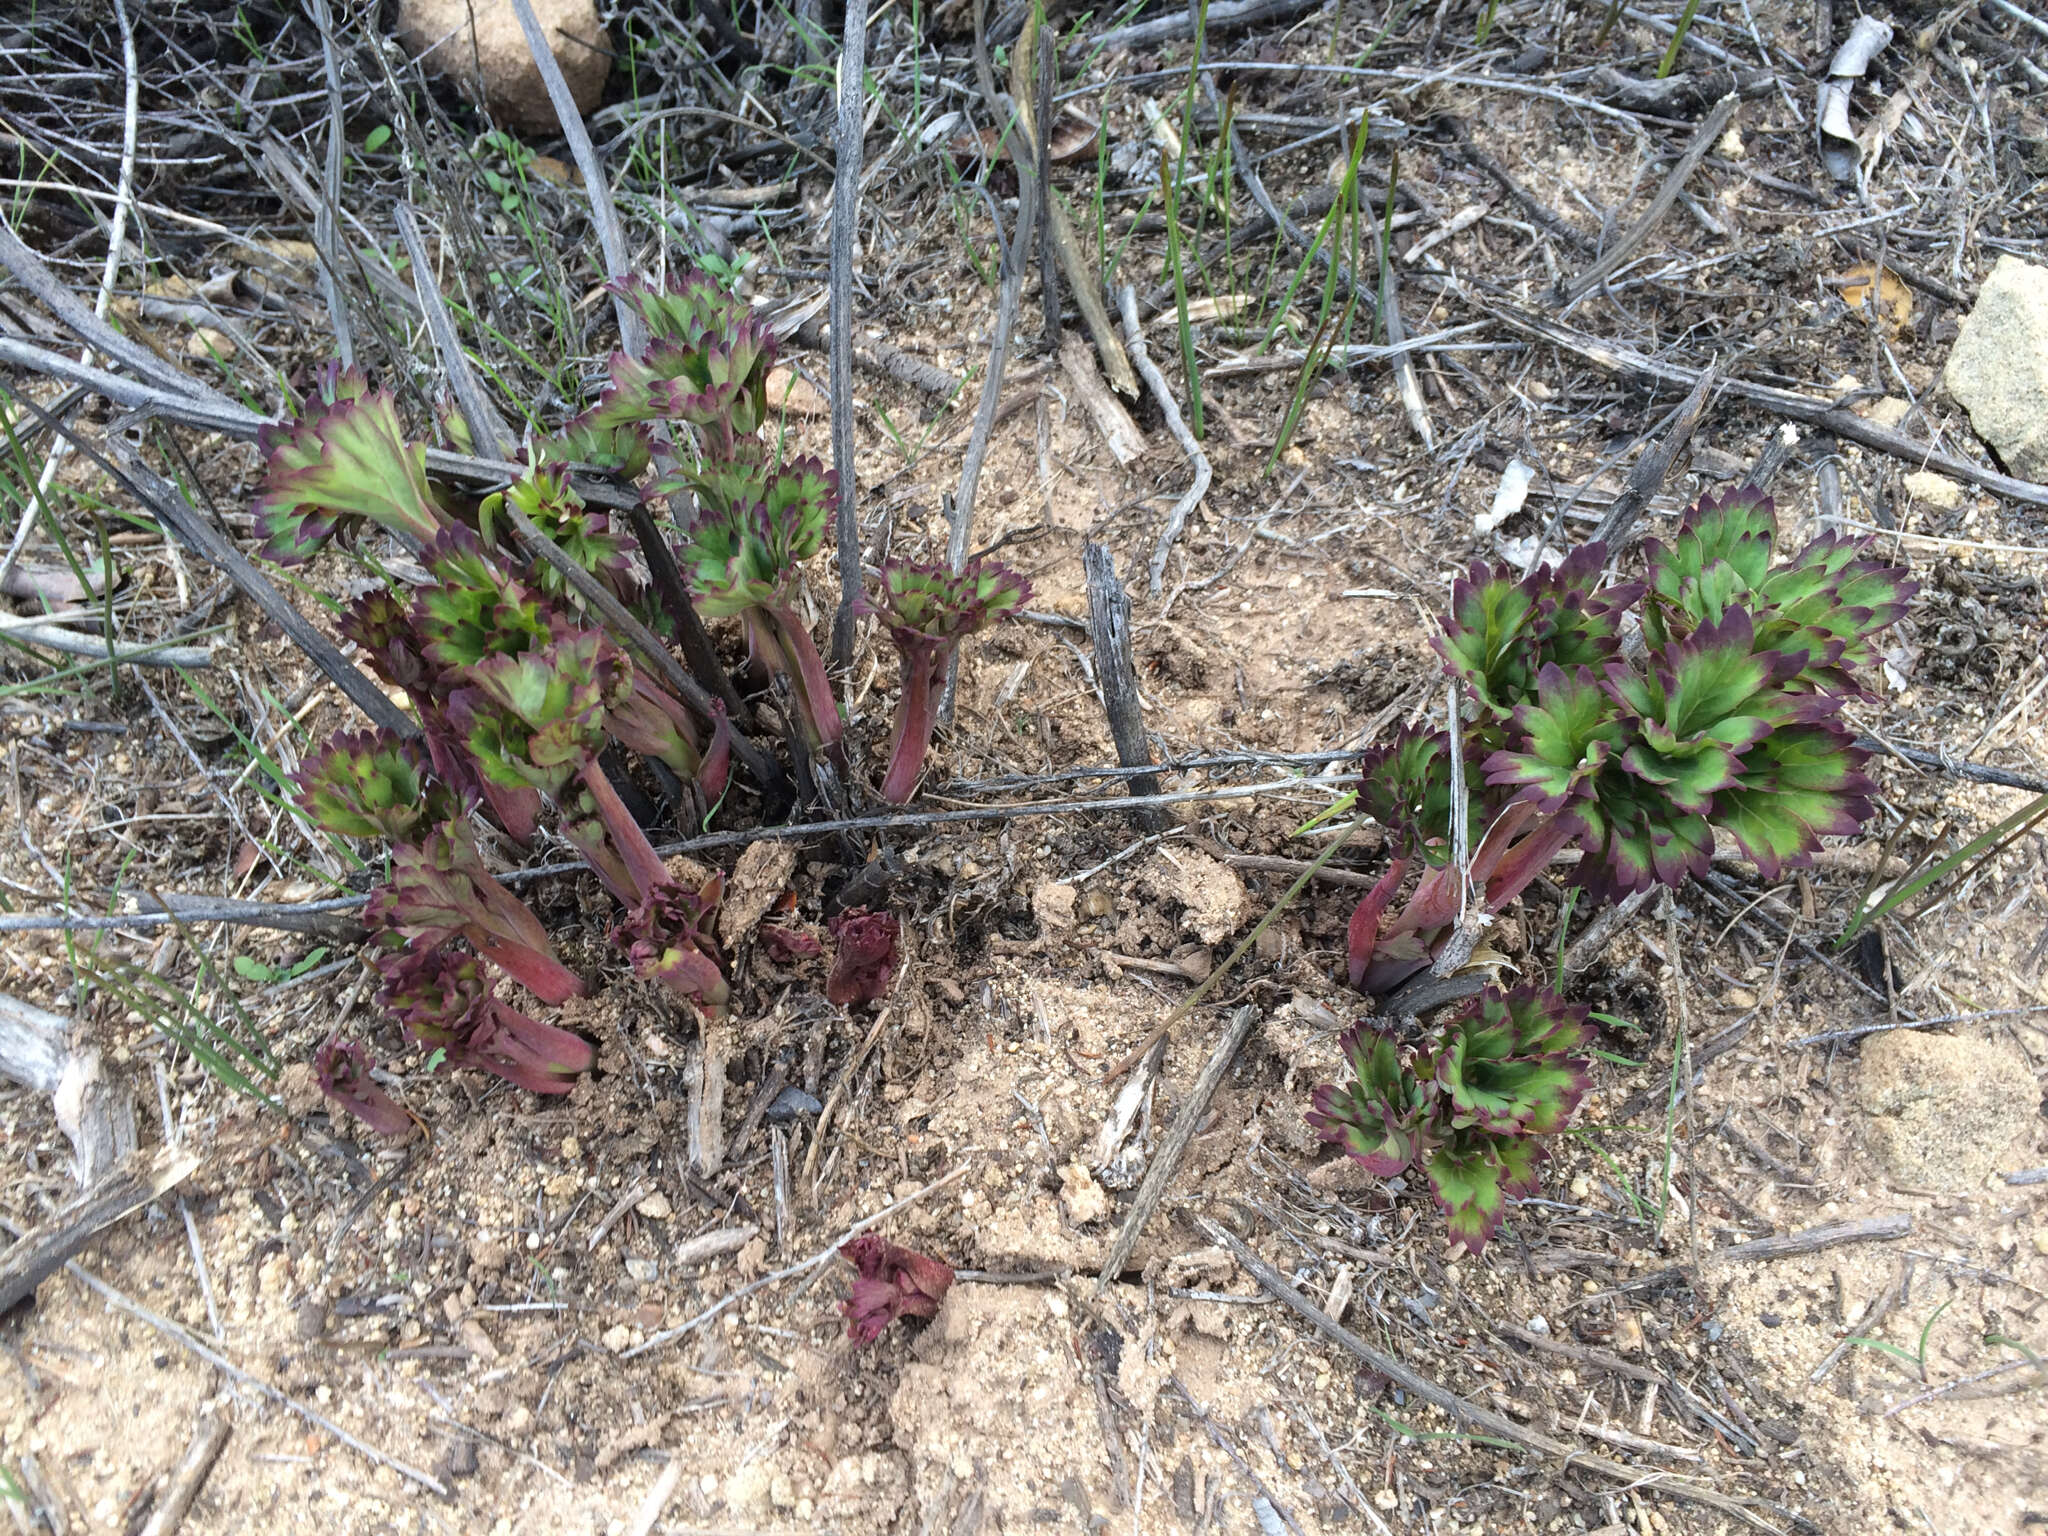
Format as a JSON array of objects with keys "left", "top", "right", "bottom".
[{"left": 1829, "top": 262, "right": 1913, "bottom": 337}]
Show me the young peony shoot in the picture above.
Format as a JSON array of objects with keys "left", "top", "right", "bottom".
[
  {"left": 615, "top": 870, "right": 730, "bottom": 1019},
  {"left": 480, "top": 462, "right": 647, "bottom": 617},
  {"left": 292, "top": 727, "right": 462, "bottom": 844},
  {"left": 668, "top": 455, "right": 843, "bottom": 762},
  {"left": 839, "top": 1234, "right": 954, "bottom": 1344},
  {"left": 413, "top": 526, "right": 719, "bottom": 797},
  {"left": 313, "top": 1035, "right": 411, "bottom": 1137},
  {"left": 370, "top": 826, "right": 585, "bottom": 1005},
  {"left": 257, "top": 363, "right": 447, "bottom": 565},
  {"left": 293, "top": 730, "right": 583, "bottom": 1005},
  {"left": 446, "top": 622, "right": 672, "bottom": 907},
  {"left": 375, "top": 945, "right": 593, "bottom": 1095},
  {"left": 1309, "top": 984, "right": 1591, "bottom": 1252},
  {"left": 340, "top": 587, "right": 541, "bottom": 844},
  {"left": 861, "top": 558, "right": 1030, "bottom": 803},
  {"left": 568, "top": 272, "right": 776, "bottom": 463},
  {"left": 1346, "top": 490, "right": 1913, "bottom": 994}
]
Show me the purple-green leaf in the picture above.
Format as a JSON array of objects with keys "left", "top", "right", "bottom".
[{"left": 256, "top": 380, "right": 445, "bottom": 564}]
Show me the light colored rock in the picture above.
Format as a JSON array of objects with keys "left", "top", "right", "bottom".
[
  {"left": 1943, "top": 255, "right": 2048, "bottom": 482},
  {"left": 1902, "top": 470, "right": 1964, "bottom": 509},
  {"left": 396, "top": 0, "right": 609, "bottom": 135},
  {"left": 1058, "top": 1161, "right": 1109, "bottom": 1226},
  {"left": 1863, "top": 395, "right": 1911, "bottom": 431},
  {"left": 1854, "top": 1030, "right": 2036, "bottom": 1193},
  {"left": 1139, "top": 846, "right": 1246, "bottom": 945},
  {"left": 1031, "top": 880, "right": 1078, "bottom": 931}
]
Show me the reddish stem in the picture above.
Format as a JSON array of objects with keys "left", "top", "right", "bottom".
[
  {"left": 764, "top": 604, "right": 843, "bottom": 761},
  {"left": 1479, "top": 811, "right": 1584, "bottom": 912},
  {"left": 879, "top": 653, "right": 941, "bottom": 804},
  {"left": 468, "top": 932, "right": 583, "bottom": 1006},
  {"left": 578, "top": 759, "right": 672, "bottom": 906},
  {"left": 1346, "top": 857, "right": 1408, "bottom": 989}
]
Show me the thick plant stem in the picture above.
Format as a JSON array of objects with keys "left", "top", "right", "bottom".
[
  {"left": 1346, "top": 857, "right": 1406, "bottom": 989},
  {"left": 764, "top": 605, "right": 844, "bottom": 762},
  {"left": 566, "top": 761, "right": 672, "bottom": 906},
  {"left": 879, "top": 656, "right": 940, "bottom": 804},
  {"left": 468, "top": 932, "right": 583, "bottom": 1007}
]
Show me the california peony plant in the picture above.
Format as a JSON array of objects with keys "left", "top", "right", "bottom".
[
  {"left": 1346, "top": 488, "right": 1913, "bottom": 994},
  {"left": 314, "top": 1035, "right": 411, "bottom": 1137},
  {"left": 839, "top": 1234, "right": 954, "bottom": 1343},
  {"left": 1309, "top": 984, "right": 1591, "bottom": 1252},
  {"left": 258, "top": 266, "right": 966, "bottom": 1119},
  {"left": 861, "top": 558, "right": 1030, "bottom": 803}
]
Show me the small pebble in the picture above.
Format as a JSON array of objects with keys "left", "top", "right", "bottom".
[{"left": 765, "top": 1086, "right": 823, "bottom": 1122}]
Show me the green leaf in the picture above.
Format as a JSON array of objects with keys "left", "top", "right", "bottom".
[
  {"left": 1710, "top": 723, "right": 1875, "bottom": 878},
  {"left": 1354, "top": 724, "right": 1455, "bottom": 862},
  {"left": 1306, "top": 1025, "right": 1429, "bottom": 1176},
  {"left": 1436, "top": 544, "right": 1636, "bottom": 717},
  {"left": 1424, "top": 1128, "right": 1543, "bottom": 1253},
  {"left": 255, "top": 385, "right": 446, "bottom": 564},
  {"left": 1610, "top": 609, "right": 1804, "bottom": 814},
  {"left": 1484, "top": 664, "right": 1622, "bottom": 811},
  {"left": 232, "top": 955, "right": 273, "bottom": 982},
  {"left": 363, "top": 124, "right": 391, "bottom": 153},
  {"left": 1434, "top": 984, "right": 1592, "bottom": 1134}
]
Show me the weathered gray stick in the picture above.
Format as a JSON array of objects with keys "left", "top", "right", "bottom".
[
  {"left": 1559, "top": 93, "right": 1742, "bottom": 309},
  {"left": 0, "top": 993, "right": 135, "bottom": 1185},
  {"left": 1082, "top": 543, "right": 1164, "bottom": 828},
  {"left": 394, "top": 203, "right": 514, "bottom": 458},
  {"left": 137, "top": 1413, "right": 231, "bottom": 1536},
  {"left": 1114, "top": 286, "right": 1212, "bottom": 597},
  {"left": 1587, "top": 364, "right": 1718, "bottom": 550},
  {"left": 1097, "top": 1005, "right": 1258, "bottom": 1290},
  {"left": 828, "top": 0, "right": 869, "bottom": 669},
  {"left": 1715, "top": 1214, "right": 1911, "bottom": 1263},
  {"left": 306, "top": 0, "right": 356, "bottom": 366},
  {"left": 1, "top": 624, "right": 212, "bottom": 669},
  {"left": 1469, "top": 292, "right": 2048, "bottom": 507},
  {"left": 505, "top": 0, "right": 643, "bottom": 353},
  {"left": 1080, "top": 0, "right": 1328, "bottom": 55},
  {"left": 106, "top": 449, "right": 421, "bottom": 739}
]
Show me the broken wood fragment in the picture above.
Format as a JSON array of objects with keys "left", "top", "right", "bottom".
[
  {"left": 0, "top": 1143, "right": 200, "bottom": 1315},
  {"left": 137, "top": 1414, "right": 231, "bottom": 1536},
  {"left": 1082, "top": 543, "right": 1163, "bottom": 828},
  {"left": 1096, "top": 1006, "right": 1258, "bottom": 1291},
  {"left": 1715, "top": 1213, "right": 1911, "bottom": 1264},
  {"left": 0, "top": 991, "right": 136, "bottom": 1185},
  {"left": 1060, "top": 334, "right": 1145, "bottom": 466}
]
